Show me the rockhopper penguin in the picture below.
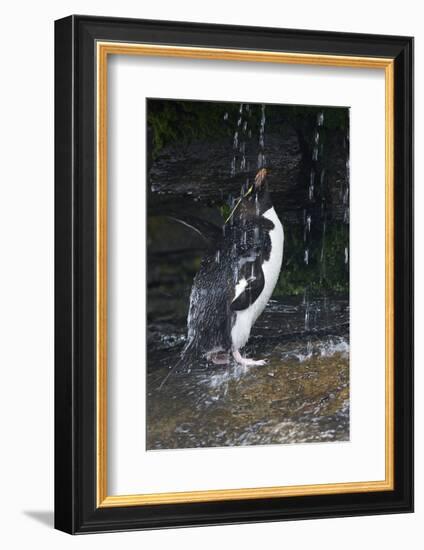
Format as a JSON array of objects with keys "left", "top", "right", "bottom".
[{"left": 182, "top": 168, "right": 284, "bottom": 368}]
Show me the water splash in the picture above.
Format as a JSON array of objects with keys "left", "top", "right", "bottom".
[{"left": 280, "top": 335, "right": 349, "bottom": 363}]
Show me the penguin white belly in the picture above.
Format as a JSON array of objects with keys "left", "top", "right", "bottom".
[{"left": 231, "top": 207, "right": 284, "bottom": 351}]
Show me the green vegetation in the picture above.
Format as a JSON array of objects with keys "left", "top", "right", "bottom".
[
  {"left": 148, "top": 100, "right": 238, "bottom": 157},
  {"left": 274, "top": 221, "right": 349, "bottom": 296}
]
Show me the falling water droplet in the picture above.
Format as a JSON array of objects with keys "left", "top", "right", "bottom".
[
  {"left": 230, "top": 156, "right": 236, "bottom": 177},
  {"left": 304, "top": 303, "right": 310, "bottom": 331},
  {"left": 304, "top": 249, "right": 309, "bottom": 265},
  {"left": 215, "top": 250, "right": 221, "bottom": 263},
  {"left": 233, "top": 131, "right": 239, "bottom": 149},
  {"left": 344, "top": 247, "right": 348, "bottom": 264},
  {"left": 223, "top": 112, "right": 229, "bottom": 121},
  {"left": 257, "top": 152, "right": 263, "bottom": 168},
  {"left": 343, "top": 188, "right": 349, "bottom": 205},
  {"left": 317, "top": 111, "right": 324, "bottom": 126},
  {"left": 344, "top": 208, "right": 349, "bottom": 223},
  {"left": 309, "top": 170, "right": 315, "bottom": 200}
]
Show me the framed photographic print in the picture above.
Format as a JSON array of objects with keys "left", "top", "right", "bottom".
[{"left": 54, "top": 15, "right": 413, "bottom": 534}]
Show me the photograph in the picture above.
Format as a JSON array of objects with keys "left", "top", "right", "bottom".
[{"left": 146, "top": 98, "right": 350, "bottom": 450}]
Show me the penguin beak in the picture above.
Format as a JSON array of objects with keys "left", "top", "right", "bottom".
[{"left": 254, "top": 168, "right": 267, "bottom": 188}]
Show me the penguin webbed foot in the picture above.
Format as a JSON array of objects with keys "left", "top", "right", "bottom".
[
  {"left": 232, "top": 349, "right": 267, "bottom": 367},
  {"left": 206, "top": 351, "right": 230, "bottom": 365}
]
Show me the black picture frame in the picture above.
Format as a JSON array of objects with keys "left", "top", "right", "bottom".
[{"left": 55, "top": 15, "right": 414, "bottom": 534}]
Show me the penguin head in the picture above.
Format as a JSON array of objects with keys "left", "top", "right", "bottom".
[
  {"left": 225, "top": 169, "right": 273, "bottom": 225},
  {"left": 246, "top": 168, "right": 272, "bottom": 216},
  {"left": 254, "top": 168, "right": 268, "bottom": 190}
]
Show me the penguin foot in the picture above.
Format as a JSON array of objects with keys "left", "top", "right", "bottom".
[
  {"left": 232, "top": 349, "right": 267, "bottom": 366},
  {"left": 206, "top": 351, "right": 230, "bottom": 365}
]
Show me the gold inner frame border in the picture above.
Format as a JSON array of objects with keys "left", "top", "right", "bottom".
[{"left": 96, "top": 42, "right": 394, "bottom": 508}]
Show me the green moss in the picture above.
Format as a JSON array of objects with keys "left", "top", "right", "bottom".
[
  {"left": 147, "top": 100, "right": 239, "bottom": 157},
  {"left": 273, "top": 221, "right": 349, "bottom": 296}
]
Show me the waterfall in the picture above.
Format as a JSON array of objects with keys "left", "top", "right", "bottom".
[
  {"left": 343, "top": 133, "right": 350, "bottom": 267},
  {"left": 226, "top": 103, "right": 268, "bottom": 179},
  {"left": 258, "top": 104, "right": 266, "bottom": 168},
  {"left": 303, "top": 110, "right": 327, "bottom": 334}
]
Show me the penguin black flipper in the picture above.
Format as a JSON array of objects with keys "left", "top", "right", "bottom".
[{"left": 230, "top": 259, "right": 265, "bottom": 312}]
